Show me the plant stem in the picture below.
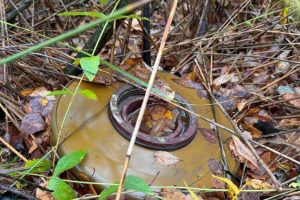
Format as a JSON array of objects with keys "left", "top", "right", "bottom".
[
  {"left": 91, "top": 0, "right": 121, "bottom": 55},
  {"left": 115, "top": 1, "right": 178, "bottom": 199},
  {"left": 0, "top": 0, "right": 152, "bottom": 66},
  {"left": 52, "top": 75, "right": 84, "bottom": 168}
]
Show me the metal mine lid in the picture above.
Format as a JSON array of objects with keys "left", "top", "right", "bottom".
[{"left": 51, "top": 67, "right": 238, "bottom": 199}]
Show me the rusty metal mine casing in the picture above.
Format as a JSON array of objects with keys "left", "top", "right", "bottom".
[{"left": 51, "top": 68, "right": 238, "bottom": 199}]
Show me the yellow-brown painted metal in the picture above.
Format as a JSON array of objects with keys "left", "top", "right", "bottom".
[{"left": 51, "top": 68, "right": 238, "bottom": 199}]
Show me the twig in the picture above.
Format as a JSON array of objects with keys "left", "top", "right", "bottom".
[
  {"left": 0, "top": 173, "right": 50, "bottom": 191},
  {"left": 250, "top": 139, "right": 300, "bottom": 166},
  {"left": 0, "top": 136, "right": 28, "bottom": 162},
  {"left": 200, "top": 87, "right": 281, "bottom": 189},
  {"left": 115, "top": 1, "right": 178, "bottom": 199},
  {"left": 0, "top": 183, "right": 39, "bottom": 200}
]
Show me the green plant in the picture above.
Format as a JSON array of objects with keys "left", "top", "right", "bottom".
[{"left": 48, "top": 149, "right": 88, "bottom": 200}]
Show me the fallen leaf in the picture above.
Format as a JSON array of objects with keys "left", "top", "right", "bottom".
[
  {"left": 187, "top": 72, "right": 198, "bottom": 82},
  {"left": 184, "top": 181, "right": 201, "bottom": 200},
  {"left": 212, "top": 174, "right": 240, "bottom": 199},
  {"left": 282, "top": 93, "right": 300, "bottom": 107},
  {"left": 29, "top": 140, "right": 38, "bottom": 154},
  {"left": 261, "top": 152, "right": 277, "bottom": 171},
  {"left": 213, "top": 73, "right": 235, "bottom": 86},
  {"left": 29, "top": 96, "right": 48, "bottom": 113},
  {"left": 78, "top": 173, "right": 97, "bottom": 195},
  {"left": 21, "top": 113, "right": 46, "bottom": 135},
  {"left": 164, "top": 110, "right": 173, "bottom": 120},
  {"left": 244, "top": 125, "right": 262, "bottom": 138},
  {"left": 124, "top": 58, "right": 142, "bottom": 66},
  {"left": 172, "top": 79, "right": 203, "bottom": 90},
  {"left": 208, "top": 159, "right": 224, "bottom": 175},
  {"left": 36, "top": 182, "right": 56, "bottom": 200},
  {"left": 253, "top": 74, "right": 269, "bottom": 84},
  {"left": 150, "top": 105, "right": 167, "bottom": 120},
  {"left": 154, "top": 84, "right": 176, "bottom": 100},
  {"left": 30, "top": 87, "right": 55, "bottom": 100},
  {"left": 197, "top": 90, "right": 209, "bottom": 100},
  {"left": 131, "top": 67, "right": 151, "bottom": 79},
  {"left": 230, "top": 136, "right": 259, "bottom": 169},
  {"left": 154, "top": 151, "right": 180, "bottom": 166},
  {"left": 20, "top": 88, "right": 35, "bottom": 97},
  {"left": 160, "top": 188, "right": 185, "bottom": 200},
  {"left": 246, "top": 178, "right": 274, "bottom": 190},
  {"left": 199, "top": 129, "right": 218, "bottom": 144}
]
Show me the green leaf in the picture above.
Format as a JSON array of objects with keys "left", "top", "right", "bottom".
[
  {"left": 289, "top": 182, "right": 299, "bottom": 188},
  {"left": 53, "top": 149, "right": 88, "bottom": 176},
  {"left": 48, "top": 176, "right": 76, "bottom": 200},
  {"left": 73, "top": 58, "right": 81, "bottom": 66},
  {"left": 123, "top": 175, "right": 154, "bottom": 195},
  {"left": 58, "top": 12, "right": 106, "bottom": 18},
  {"left": 2, "top": 156, "right": 18, "bottom": 169},
  {"left": 25, "top": 159, "right": 51, "bottom": 173},
  {"left": 46, "top": 90, "right": 72, "bottom": 96},
  {"left": 80, "top": 56, "right": 100, "bottom": 81},
  {"left": 99, "top": 176, "right": 153, "bottom": 200},
  {"left": 297, "top": 177, "right": 300, "bottom": 186},
  {"left": 78, "top": 90, "right": 97, "bottom": 101},
  {"left": 245, "top": 20, "right": 253, "bottom": 26},
  {"left": 108, "top": 14, "right": 150, "bottom": 21},
  {"left": 99, "top": 182, "right": 119, "bottom": 200},
  {"left": 100, "top": 0, "right": 109, "bottom": 6}
]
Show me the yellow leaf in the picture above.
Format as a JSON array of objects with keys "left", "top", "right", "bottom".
[
  {"left": 212, "top": 174, "right": 240, "bottom": 199},
  {"left": 280, "top": 8, "right": 289, "bottom": 25},
  {"left": 73, "top": 58, "right": 81, "bottom": 66},
  {"left": 184, "top": 181, "right": 200, "bottom": 200},
  {"left": 246, "top": 178, "right": 273, "bottom": 190},
  {"left": 164, "top": 110, "right": 173, "bottom": 120}
]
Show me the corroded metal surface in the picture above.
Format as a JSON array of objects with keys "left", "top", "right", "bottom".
[{"left": 51, "top": 68, "right": 238, "bottom": 199}]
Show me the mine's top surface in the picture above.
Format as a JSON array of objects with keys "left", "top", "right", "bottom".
[{"left": 51, "top": 68, "right": 237, "bottom": 193}]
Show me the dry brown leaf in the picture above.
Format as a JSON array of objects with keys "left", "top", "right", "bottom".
[
  {"left": 282, "top": 93, "right": 300, "bottom": 107},
  {"left": 199, "top": 128, "right": 218, "bottom": 144},
  {"left": 36, "top": 182, "right": 56, "bottom": 200},
  {"left": 213, "top": 73, "right": 235, "bottom": 86},
  {"left": 246, "top": 178, "right": 274, "bottom": 190},
  {"left": 20, "top": 88, "right": 35, "bottom": 97},
  {"left": 21, "top": 113, "right": 46, "bottom": 135},
  {"left": 232, "top": 136, "right": 259, "bottom": 168},
  {"left": 150, "top": 105, "right": 167, "bottom": 120},
  {"left": 172, "top": 79, "right": 203, "bottom": 89},
  {"left": 187, "top": 72, "right": 198, "bottom": 82},
  {"left": 30, "top": 87, "right": 55, "bottom": 100},
  {"left": 154, "top": 84, "right": 175, "bottom": 100},
  {"left": 208, "top": 159, "right": 224, "bottom": 175},
  {"left": 253, "top": 74, "right": 269, "bottom": 84},
  {"left": 245, "top": 125, "right": 262, "bottom": 138},
  {"left": 261, "top": 151, "right": 277, "bottom": 171},
  {"left": 124, "top": 58, "right": 142, "bottom": 66},
  {"left": 131, "top": 67, "right": 151, "bottom": 79},
  {"left": 29, "top": 140, "right": 38, "bottom": 154},
  {"left": 161, "top": 188, "right": 185, "bottom": 200},
  {"left": 78, "top": 173, "right": 97, "bottom": 195},
  {"left": 154, "top": 151, "right": 180, "bottom": 166}
]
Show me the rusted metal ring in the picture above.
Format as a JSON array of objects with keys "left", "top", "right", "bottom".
[{"left": 108, "top": 84, "right": 198, "bottom": 151}]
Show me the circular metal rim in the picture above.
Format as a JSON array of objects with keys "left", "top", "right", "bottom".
[{"left": 108, "top": 84, "right": 199, "bottom": 151}]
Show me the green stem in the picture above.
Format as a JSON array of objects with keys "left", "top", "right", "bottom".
[
  {"left": 52, "top": 75, "right": 84, "bottom": 168},
  {"left": 10, "top": 149, "right": 53, "bottom": 188},
  {"left": 0, "top": 0, "right": 151, "bottom": 66},
  {"left": 91, "top": 0, "right": 121, "bottom": 55}
]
